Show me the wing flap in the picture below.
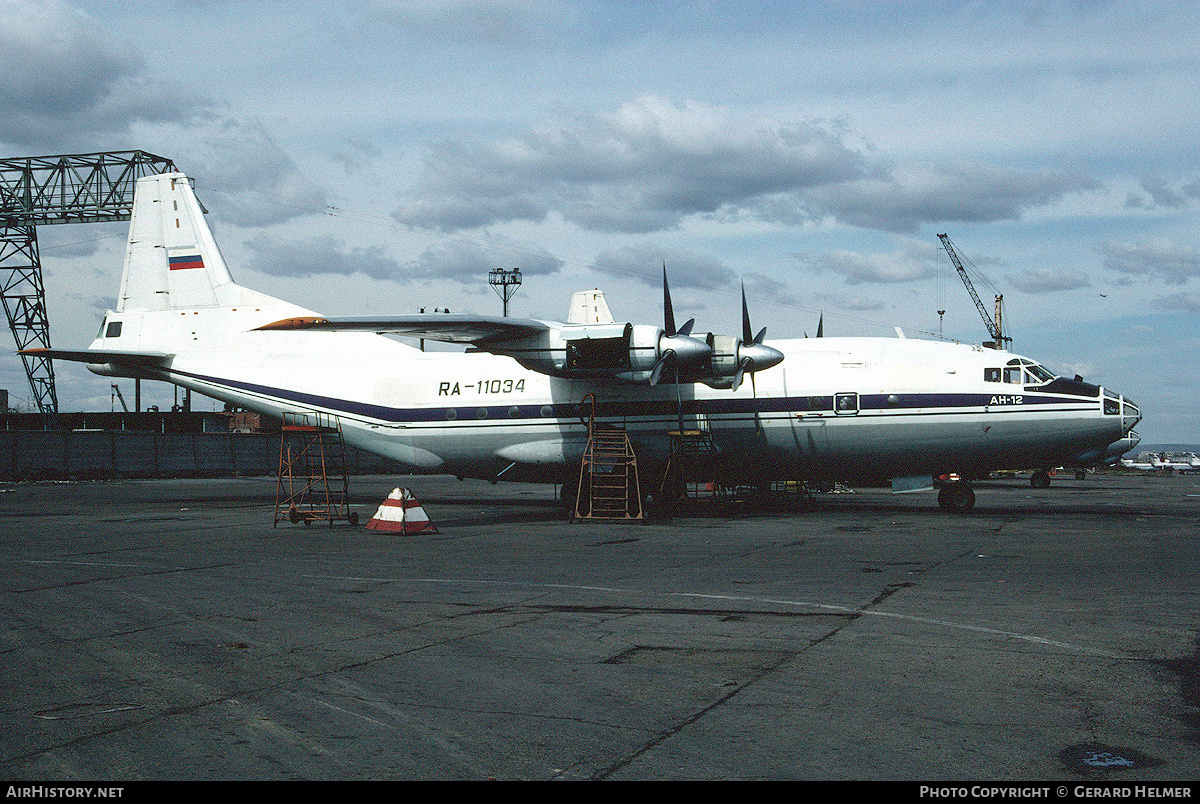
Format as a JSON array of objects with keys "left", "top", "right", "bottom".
[{"left": 254, "top": 313, "right": 550, "bottom": 345}]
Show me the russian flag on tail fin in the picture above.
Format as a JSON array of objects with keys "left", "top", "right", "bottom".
[{"left": 168, "top": 252, "right": 204, "bottom": 271}]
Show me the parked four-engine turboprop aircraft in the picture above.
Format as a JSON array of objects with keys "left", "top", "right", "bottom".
[{"left": 24, "top": 172, "right": 1143, "bottom": 512}]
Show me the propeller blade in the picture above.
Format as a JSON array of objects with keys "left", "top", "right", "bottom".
[
  {"left": 752, "top": 372, "right": 763, "bottom": 433},
  {"left": 741, "top": 282, "right": 753, "bottom": 344},
  {"left": 650, "top": 350, "right": 674, "bottom": 386},
  {"left": 732, "top": 356, "right": 752, "bottom": 392},
  {"left": 675, "top": 359, "right": 684, "bottom": 431},
  {"left": 754, "top": 326, "right": 767, "bottom": 344},
  {"left": 816, "top": 313, "right": 823, "bottom": 338},
  {"left": 677, "top": 318, "right": 695, "bottom": 337},
  {"left": 663, "top": 264, "right": 677, "bottom": 337}
]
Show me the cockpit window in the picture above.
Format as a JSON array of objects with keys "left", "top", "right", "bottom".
[
  {"left": 1025, "top": 364, "right": 1055, "bottom": 383},
  {"left": 1002, "top": 358, "right": 1055, "bottom": 385},
  {"left": 105, "top": 321, "right": 122, "bottom": 338},
  {"left": 985, "top": 368, "right": 1001, "bottom": 383}
]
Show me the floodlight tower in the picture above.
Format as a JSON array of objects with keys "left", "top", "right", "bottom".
[{"left": 488, "top": 266, "right": 522, "bottom": 317}]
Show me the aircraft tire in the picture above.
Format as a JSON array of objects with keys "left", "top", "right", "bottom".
[
  {"left": 1031, "top": 470, "right": 1052, "bottom": 488},
  {"left": 937, "top": 481, "right": 975, "bottom": 513}
]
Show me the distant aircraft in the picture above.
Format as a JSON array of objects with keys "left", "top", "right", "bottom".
[
  {"left": 1120, "top": 456, "right": 1157, "bottom": 471},
  {"left": 26, "top": 172, "right": 1142, "bottom": 512},
  {"left": 1149, "top": 453, "right": 1200, "bottom": 473}
]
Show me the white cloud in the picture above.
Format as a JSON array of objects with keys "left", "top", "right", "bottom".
[
  {"left": 591, "top": 242, "right": 734, "bottom": 291},
  {"left": 185, "top": 118, "right": 328, "bottom": 227},
  {"left": 1152, "top": 291, "right": 1200, "bottom": 313},
  {"left": 795, "top": 247, "right": 935, "bottom": 286},
  {"left": 393, "top": 96, "right": 870, "bottom": 234},
  {"left": 410, "top": 236, "right": 565, "bottom": 280},
  {"left": 243, "top": 232, "right": 402, "bottom": 281},
  {"left": 1099, "top": 239, "right": 1200, "bottom": 285},
  {"left": 1008, "top": 268, "right": 1092, "bottom": 294},
  {"left": 790, "top": 162, "right": 1102, "bottom": 234},
  {"left": 0, "top": 0, "right": 211, "bottom": 149},
  {"left": 243, "top": 229, "right": 563, "bottom": 284},
  {"left": 393, "top": 97, "right": 1105, "bottom": 238}
]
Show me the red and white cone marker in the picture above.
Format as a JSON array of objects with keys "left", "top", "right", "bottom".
[{"left": 364, "top": 487, "right": 439, "bottom": 534}]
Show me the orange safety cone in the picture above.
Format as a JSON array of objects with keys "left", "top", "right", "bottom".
[{"left": 364, "top": 487, "right": 440, "bottom": 534}]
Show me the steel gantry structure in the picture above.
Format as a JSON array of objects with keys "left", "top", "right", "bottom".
[{"left": 0, "top": 151, "right": 177, "bottom": 414}]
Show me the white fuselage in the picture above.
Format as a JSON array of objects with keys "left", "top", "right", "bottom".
[
  {"left": 89, "top": 302, "right": 1138, "bottom": 485},
  {"left": 68, "top": 172, "right": 1140, "bottom": 493}
]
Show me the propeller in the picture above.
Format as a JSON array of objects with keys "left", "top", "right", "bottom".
[
  {"left": 729, "top": 282, "right": 784, "bottom": 392},
  {"left": 649, "top": 264, "right": 709, "bottom": 386}
]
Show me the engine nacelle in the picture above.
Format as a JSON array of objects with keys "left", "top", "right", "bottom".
[
  {"left": 501, "top": 323, "right": 684, "bottom": 382},
  {"left": 560, "top": 322, "right": 711, "bottom": 383},
  {"left": 490, "top": 319, "right": 761, "bottom": 386},
  {"left": 563, "top": 323, "right": 635, "bottom": 374},
  {"left": 560, "top": 323, "right": 666, "bottom": 381},
  {"left": 703, "top": 333, "right": 743, "bottom": 388},
  {"left": 623, "top": 324, "right": 670, "bottom": 377},
  {"left": 697, "top": 332, "right": 785, "bottom": 390}
]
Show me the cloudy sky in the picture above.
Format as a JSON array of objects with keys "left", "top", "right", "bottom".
[{"left": 2, "top": 0, "right": 1197, "bottom": 442}]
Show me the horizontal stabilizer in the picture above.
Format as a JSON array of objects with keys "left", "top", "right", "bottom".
[{"left": 20, "top": 347, "right": 172, "bottom": 365}]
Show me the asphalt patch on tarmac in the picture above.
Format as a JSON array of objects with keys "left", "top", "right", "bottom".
[{"left": 1057, "top": 743, "right": 1164, "bottom": 776}]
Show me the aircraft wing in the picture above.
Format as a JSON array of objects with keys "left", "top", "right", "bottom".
[
  {"left": 19, "top": 347, "right": 173, "bottom": 365},
  {"left": 254, "top": 314, "right": 551, "bottom": 345}
]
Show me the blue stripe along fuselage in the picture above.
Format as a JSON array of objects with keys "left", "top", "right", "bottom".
[{"left": 168, "top": 367, "right": 1097, "bottom": 426}]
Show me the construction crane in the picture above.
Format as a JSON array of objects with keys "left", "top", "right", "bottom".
[
  {"left": 111, "top": 384, "right": 128, "bottom": 413},
  {"left": 937, "top": 233, "right": 1011, "bottom": 350}
]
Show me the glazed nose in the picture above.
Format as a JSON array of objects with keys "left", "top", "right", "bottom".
[{"left": 1120, "top": 396, "right": 1141, "bottom": 433}]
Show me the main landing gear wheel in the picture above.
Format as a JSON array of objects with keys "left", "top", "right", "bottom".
[
  {"left": 1031, "top": 470, "right": 1052, "bottom": 488},
  {"left": 937, "top": 480, "right": 976, "bottom": 513}
]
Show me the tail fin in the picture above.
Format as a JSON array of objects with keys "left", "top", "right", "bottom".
[
  {"left": 566, "top": 289, "right": 615, "bottom": 324},
  {"left": 118, "top": 173, "right": 237, "bottom": 311}
]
